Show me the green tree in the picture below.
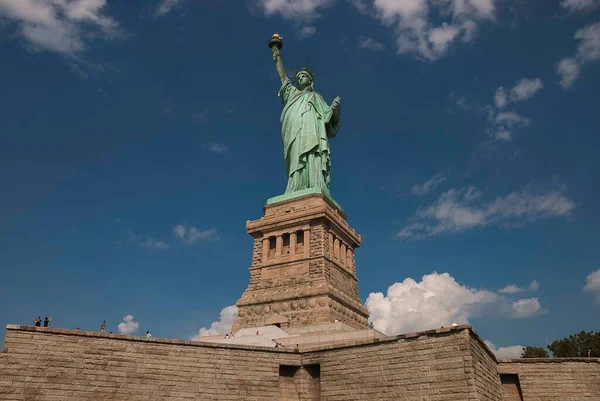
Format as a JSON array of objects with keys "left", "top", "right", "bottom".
[
  {"left": 547, "top": 331, "right": 600, "bottom": 357},
  {"left": 521, "top": 346, "right": 549, "bottom": 358}
]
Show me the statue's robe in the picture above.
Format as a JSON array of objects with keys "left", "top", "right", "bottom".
[{"left": 279, "top": 78, "right": 340, "bottom": 195}]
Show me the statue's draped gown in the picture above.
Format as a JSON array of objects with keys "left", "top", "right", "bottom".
[{"left": 279, "top": 78, "right": 340, "bottom": 196}]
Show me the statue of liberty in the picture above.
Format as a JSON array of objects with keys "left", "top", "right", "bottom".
[{"left": 269, "top": 34, "right": 341, "bottom": 199}]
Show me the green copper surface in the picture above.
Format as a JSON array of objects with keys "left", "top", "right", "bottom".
[{"left": 269, "top": 34, "right": 341, "bottom": 202}]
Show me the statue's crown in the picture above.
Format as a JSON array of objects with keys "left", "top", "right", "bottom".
[
  {"left": 291, "top": 62, "right": 318, "bottom": 84},
  {"left": 295, "top": 67, "right": 313, "bottom": 80}
]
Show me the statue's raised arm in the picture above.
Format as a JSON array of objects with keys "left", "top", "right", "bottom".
[{"left": 269, "top": 34, "right": 287, "bottom": 85}]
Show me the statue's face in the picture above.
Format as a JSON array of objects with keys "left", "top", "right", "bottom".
[{"left": 297, "top": 72, "right": 312, "bottom": 89}]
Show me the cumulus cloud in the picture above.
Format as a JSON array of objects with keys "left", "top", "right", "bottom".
[
  {"left": 485, "top": 340, "right": 524, "bottom": 359},
  {"left": 397, "top": 185, "right": 574, "bottom": 240},
  {"left": 557, "top": 23, "right": 600, "bottom": 88},
  {"left": 499, "top": 280, "right": 540, "bottom": 294},
  {"left": 366, "top": 272, "right": 547, "bottom": 335},
  {"left": 155, "top": 0, "right": 184, "bottom": 17},
  {"left": 121, "top": 228, "right": 170, "bottom": 250},
  {"left": 510, "top": 298, "right": 546, "bottom": 318},
  {"left": 358, "top": 35, "right": 385, "bottom": 51},
  {"left": 191, "top": 305, "right": 238, "bottom": 339},
  {"left": 366, "top": 273, "right": 497, "bottom": 334},
  {"left": 0, "top": 0, "right": 121, "bottom": 55},
  {"left": 118, "top": 315, "right": 139, "bottom": 334},
  {"left": 410, "top": 172, "right": 447, "bottom": 196},
  {"left": 561, "top": 0, "right": 599, "bottom": 11},
  {"left": 583, "top": 268, "right": 600, "bottom": 303},
  {"left": 173, "top": 222, "right": 219, "bottom": 244}
]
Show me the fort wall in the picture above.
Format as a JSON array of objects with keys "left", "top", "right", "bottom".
[
  {"left": 498, "top": 358, "right": 600, "bottom": 401},
  {"left": 2, "top": 325, "right": 600, "bottom": 401}
]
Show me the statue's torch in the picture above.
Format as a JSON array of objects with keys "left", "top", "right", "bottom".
[{"left": 269, "top": 33, "right": 283, "bottom": 62}]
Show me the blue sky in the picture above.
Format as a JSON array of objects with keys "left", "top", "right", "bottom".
[{"left": 1, "top": 0, "right": 600, "bottom": 356}]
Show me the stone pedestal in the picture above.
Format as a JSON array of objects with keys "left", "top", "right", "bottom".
[{"left": 232, "top": 194, "right": 369, "bottom": 331}]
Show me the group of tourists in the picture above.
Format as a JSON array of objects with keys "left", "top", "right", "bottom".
[
  {"left": 34, "top": 316, "right": 51, "bottom": 327},
  {"left": 33, "top": 317, "right": 152, "bottom": 337}
]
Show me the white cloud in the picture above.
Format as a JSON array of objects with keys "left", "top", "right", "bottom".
[
  {"left": 561, "top": 0, "right": 599, "bottom": 11},
  {"left": 155, "top": 0, "right": 184, "bottom": 17},
  {"left": 351, "top": 0, "right": 369, "bottom": 14},
  {"left": 254, "top": 0, "right": 335, "bottom": 21},
  {"left": 495, "top": 78, "right": 543, "bottom": 109},
  {"left": 510, "top": 297, "right": 546, "bottom": 318},
  {"left": 369, "top": 0, "right": 497, "bottom": 60},
  {"left": 499, "top": 280, "right": 539, "bottom": 294},
  {"left": 358, "top": 35, "right": 385, "bottom": 51},
  {"left": 557, "top": 58, "right": 580, "bottom": 89},
  {"left": 428, "top": 23, "right": 460, "bottom": 55},
  {"left": 256, "top": 0, "right": 497, "bottom": 60},
  {"left": 206, "top": 143, "right": 228, "bottom": 153},
  {"left": 191, "top": 305, "right": 238, "bottom": 339},
  {"left": 173, "top": 224, "right": 186, "bottom": 239},
  {"left": 142, "top": 237, "right": 169, "bottom": 250},
  {"left": 410, "top": 172, "right": 446, "bottom": 196},
  {"left": 448, "top": 91, "right": 469, "bottom": 111},
  {"left": 397, "top": 185, "right": 574, "bottom": 239},
  {"left": 298, "top": 25, "right": 316, "bottom": 39},
  {"left": 490, "top": 127, "right": 512, "bottom": 141},
  {"left": 509, "top": 78, "right": 544, "bottom": 103},
  {"left": 122, "top": 228, "right": 170, "bottom": 250},
  {"left": 494, "top": 87, "right": 508, "bottom": 108},
  {"left": 495, "top": 111, "right": 530, "bottom": 128},
  {"left": 583, "top": 268, "right": 600, "bottom": 303},
  {"left": 557, "top": 23, "right": 600, "bottom": 88},
  {"left": 499, "top": 284, "right": 523, "bottom": 294},
  {"left": 118, "top": 315, "right": 139, "bottom": 334},
  {"left": 366, "top": 272, "right": 547, "bottom": 335},
  {"left": 0, "top": 0, "right": 121, "bottom": 55},
  {"left": 366, "top": 272, "right": 498, "bottom": 334},
  {"left": 487, "top": 78, "right": 541, "bottom": 140},
  {"left": 485, "top": 340, "right": 523, "bottom": 359},
  {"left": 173, "top": 222, "right": 219, "bottom": 244},
  {"left": 529, "top": 279, "right": 540, "bottom": 291}
]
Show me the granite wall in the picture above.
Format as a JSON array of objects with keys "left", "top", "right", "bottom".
[
  {"left": 0, "top": 326, "right": 299, "bottom": 401},
  {"left": 2, "top": 325, "right": 600, "bottom": 401},
  {"left": 498, "top": 358, "right": 600, "bottom": 401}
]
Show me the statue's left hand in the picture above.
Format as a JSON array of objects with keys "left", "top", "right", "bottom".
[{"left": 331, "top": 96, "right": 341, "bottom": 112}]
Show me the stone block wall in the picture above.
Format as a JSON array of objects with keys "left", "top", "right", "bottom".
[
  {"left": 469, "top": 330, "right": 503, "bottom": 400},
  {"left": 3, "top": 325, "right": 600, "bottom": 401},
  {"left": 498, "top": 358, "right": 600, "bottom": 401},
  {"left": 302, "top": 327, "right": 491, "bottom": 400},
  {"left": 0, "top": 326, "right": 300, "bottom": 401}
]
